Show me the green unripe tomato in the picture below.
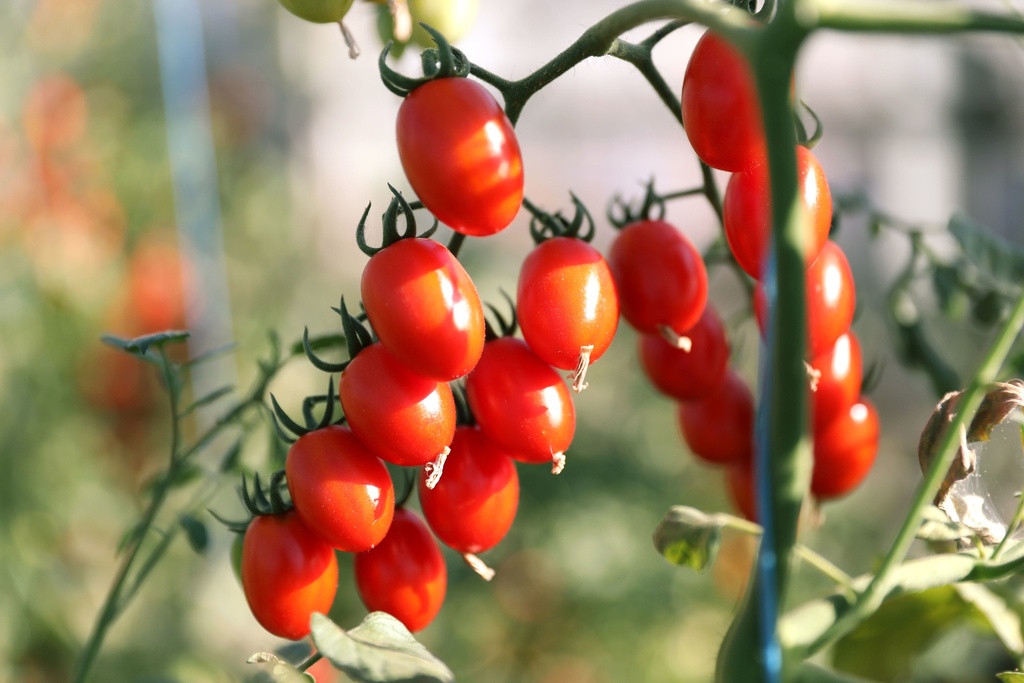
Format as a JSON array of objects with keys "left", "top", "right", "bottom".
[
  {"left": 230, "top": 532, "right": 244, "bottom": 584},
  {"left": 377, "top": 0, "right": 477, "bottom": 52},
  {"left": 278, "top": 0, "right": 355, "bottom": 23}
]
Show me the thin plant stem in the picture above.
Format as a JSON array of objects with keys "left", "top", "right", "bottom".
[
  {"left": 800, "top": 289, "right": 1024, "bottom": 658},
  {"left": 992, "top": 492, "right": 1024, "bottom": 561}
]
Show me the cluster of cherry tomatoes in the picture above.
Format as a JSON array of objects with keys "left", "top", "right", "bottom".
[
  {"left": 674, "top": 31, "right": 879, "bottom": 516},
  {"left": 235, "top": 26, "right": 881, "bottom": 646}
]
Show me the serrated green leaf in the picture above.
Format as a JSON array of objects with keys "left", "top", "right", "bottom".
[
  {"left": 997, "top": 673, "right": 1024, "bottom": 682},
  {"left": 833, "top": 587, "right": 973, "bottom": 681},
  {"left": 652, "top": 506, "right": 722, "bottom": 572},
  {"left": 179, "top": 515, "right": 209, "bottom": 554},
  {"left": 949, "top": 213, "right": 1024, "bottom": 286},
  {"left": 179, "top": 385, "right": 235, "bottom": 417},
  {"left": 954, "top": 583, "right": 1024, "bottom": 656},
  {"left": 311, "top": 612, "right": 454, "bottom": 683}
]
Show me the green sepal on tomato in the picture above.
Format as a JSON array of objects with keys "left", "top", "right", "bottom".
[
  {"left": 285, "top": 425, "right": 396, "bottom": 552},
  {"left": 354, "top": 507, "right": 447, "bottom": 632},
  {"left": 240, "top": 510, "right": 339, "bottom": 640}
]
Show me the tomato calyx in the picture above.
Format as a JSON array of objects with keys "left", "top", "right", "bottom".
[
  {"left": 234, "top": 470, "right": 293, "bottom": 520},
  {"left": 607, "top": 179, "right": 666, "bottom": 229},
  {"left": 269, "top": 376, "right": 340, "bottom": 443},
  {"left": 379, "top": 23, "right": 470, "bottom": 97},
  {"left": 300, "top": 297, "right": 374, "bottom": 375},
  {"left": 355, "top": 184, "right": 437, "bottom": 257},
  {"left": 482, "top": 290, "right": 518, "bottom": 342},
  {"left": 522, "top": 194, "right": 595, "bottom": 244}
]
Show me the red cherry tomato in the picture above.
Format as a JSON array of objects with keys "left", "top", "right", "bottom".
[
  {"left": 723, "top": 145, "right": 833, "bottom": 279},
  {"left": 339, "top": 342, "right": 456, "bottom": 467},
  {"left": 418, "top": 426, "right": 519, "bottom": 554},
  {"left": 517, "top": 237, "right": 619, "bottom": 381},
  {"left": 808, "top": 331, "right": 862, "bottom": 432},
  {"left": 362, "top": 237, "right": 485, "bottom": 381},
  {"left": 811, "top": 397, "right": 879, "bottom": 499},
  {"left": 127, "top": 236, "right": 189, "bottom": 333},
  {"left": 241, "top": 511, "right": 339, "bottom": 640},
  {"left": 637, "top": 304, "right": 730, "bottom": 401},
  {"left": 285, "top": 426, "right": 396, "bottom": 552},
  {"left": 754, "top": 240, "right": 856, "bottom": 359},
  {"left": 465, "top": 337, "right": 576, "bottom": 470},
  {"left": 354, "top": 507, "right": 447, "bottom": 632},
  {"left": 726, "top": 462, "right": 757, "bottom": 522},
  {"left": 681, "top": 31, "right": 765, "bottom": 172},
  {"left": 678, "top": 370, "right": 754, "bottom": 466},
  {"left": 396, "top": 78, "right": 523, "bottom": 236},
  {"left": 607, "top": 220, "right": 708, "bottom": 335}
]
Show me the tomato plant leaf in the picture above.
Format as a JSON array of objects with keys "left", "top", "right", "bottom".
[
  {"left": 953, "top": 583, "right": 1024, "bottom": 657},
  {"left": 247, "top": 651, "right": 315, "bottom": 683},
  {"left": 997, "top": 673, "right": 1024, "bottom": 682},
  {"left": 916, "top": 506, "right": 974, "bottom": 542},
  {"left": 948, "top": 213, "right": 1024, "bottom": 286},
  {"left": 179, "top": 514, "right": 209, "bottom": 555},
  {"left": 102, "top": 330, "right": 190, "bottom": 356},
  {"left": 652, "top": 506, "right": 722, "bottom": 572},
  {"left": 930, "top": 263, "right": 968, "bottom": 319},
  {"left": 311, "top": 612, "right": 455, "bottom": 683}
]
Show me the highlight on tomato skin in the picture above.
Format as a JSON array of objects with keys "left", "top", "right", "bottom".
[
  {"left": 637, "top": 303, "right": 730, "bottom": 402},
  {"left": 808, "top": 331, "right": 863, "bottom": 432},
  {"left": 723, "top": 145, "right": 833, "bottom": 279},
  {"left": 753, "top": 239, "right": 856, "bottom": 359},
  {"left": 417, "top": 426, "right": 519, "bottom": 555},
  {"left": 681, "top": 30, "right": 766, "bottom": 173},
  {"left": 339, "top": 342, "right": 457, "bottom": 467},
  {"left": 396, "top": 77, "right": 524, "bottom": 237},
  {"left": 285, "top": 425, "right": 396, "bottom": 552},
  {"left": 516, "top": 236, "right": 620, "bottom": 373},
  {"left": 677, "top": 370, "right": 755, "bottom": 466},
  {"left": 361, "top": 237, "right": 485, "bottom": 381},
  {"left": 607, "top": 219, "right": 708, "bottom": 336},
  {"left": 464, "top": 336, "right": 576, "bottom": 470},
  {"left": 354, "top": 507, "right": 447, "bottom": 633},
  {"left": 811, "top": 397, "right": 880, "bottom": 500},
  {"left": 240, "top": 511, "right": 339, "bottom": 641}
]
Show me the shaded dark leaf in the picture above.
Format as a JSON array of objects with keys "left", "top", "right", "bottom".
[
  {"left": 179, "top": 515, "right": 209, "bottom": 555},
  {"left": 652, "top": 505, "right": 722, "bottom": 572},
  {"left": 949, "top": 213, "right": 1024, "bottom": 285}
]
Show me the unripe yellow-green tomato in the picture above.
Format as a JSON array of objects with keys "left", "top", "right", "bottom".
[
  {"left": 278, "top": 0, "right": 355, "bottom": 23},
  {"left": 377, "top": 0, "right": 478, "bottom": 53}
]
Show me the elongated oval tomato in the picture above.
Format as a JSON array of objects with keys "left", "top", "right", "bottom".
[
  {"left": 754, "top": 240, "right": 856, "bottom": 359},
  {"left": 678, "top": 370, "right": 754, "bottom": 466},
  {"left": 638, "top": 303, "right": 729, "bottom": 401},
  {"left": 397, "top": 78, "right": 523, "bottom": 236},
  {"left": 681, "top": 30, "right": 765, "bottom": 172},
  {"left": 285, "top": 426, "right": 395, "bottom": 552},
  {"left": 418, "top": 426, "right": 519, "bottom": 554},
  {"left": 812, "top": 398, "right": 879, "bottom": 499},
  {"left": 608, "top": 220, "right": 708, "bottom": 335},
  {"left": 340, "top": 342, "right": 456, "bottom": 467},
  {"left": 517, "top": 237, "right": 619, "bottom": 373},
  {"left": 362, "top": 237, "right": 485, "bottom": 381},
  {"left": 809, "top": 331, "right": 862, "bottom": 432},
  {"left": 354, "top": 507, "right": 447, "bottom": 632},
  {"left": 465, "top": 337, "right": 575, "bottom": 469},
  {"left": 723, "top": 145, "right": 833, "bottom": 279},
  {"left": 241, "top": 511, "right": 338, "bottom": 640}
]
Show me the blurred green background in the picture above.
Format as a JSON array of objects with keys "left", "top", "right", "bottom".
[{"left": 4, "top": 1, "right": 1024, "bottom": 682}]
